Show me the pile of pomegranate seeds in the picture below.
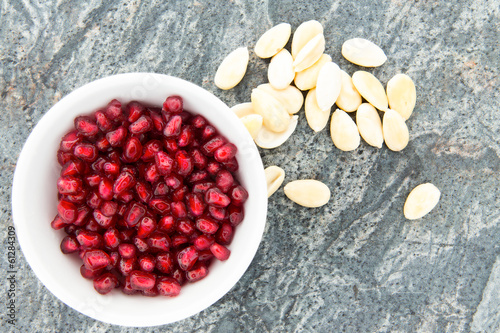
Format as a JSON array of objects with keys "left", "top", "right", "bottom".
[{"left": 52, "top": 96, "right": 248, "bottom": 297}]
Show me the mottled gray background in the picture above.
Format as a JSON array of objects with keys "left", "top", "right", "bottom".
[{"left": 1, "top": 0, "right": 499, "bottom": 332}]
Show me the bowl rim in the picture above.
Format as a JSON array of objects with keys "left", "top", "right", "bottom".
[{"left": 11, "top": 73, "right": 268, "bottom": 327}]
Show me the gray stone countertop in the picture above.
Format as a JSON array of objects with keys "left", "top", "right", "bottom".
[{"left": 1, "top": 0, "right": 499, "bottom": 332}]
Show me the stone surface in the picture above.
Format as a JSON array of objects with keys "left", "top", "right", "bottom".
[{"left": 2, "top": 0, "right": 499, "bottom": 332}]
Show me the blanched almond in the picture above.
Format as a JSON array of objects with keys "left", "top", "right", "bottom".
[
  {"left": 294, "top": 53, "right": 332, "bottom": 91},
  {"left": 341, "top": 38, "right": 387, "bottom": 67},
  {"left": 265, "top": 166, "right": 285, "bottom": 198},
  {"left": 254, "top": 115, "right": 298, "bottom": 149},
  {"left": 316, "top": 62, "right": 342, "bottom": 111},
  {"left": 284, "top": 180, "right": 331, "bottom": 208},
  {"left": 330, "top": 109, "right": 360, "bottom": 151},
  {"left": 240, "top": 114, "right": 263, "bottom": 139},
  {"left": 387, "top": 74, "right": 416, "bottom": 120},
  {"left": 336, "top": 70, "right": 362, "bottom": 112},
  {"left": 268, "top": 49, "right": 294, "bottom": 90},
  {"left": 214, "top": 47, "right": 249, "bottom": 90},
  {"left": 231, "top": 102, "right": 254, "bottom": 118},
  {"left": 251, "top": 88, "right": 290, "bottom": 133},
  {"left": 305, "top": 88, "right": 331, "bottom": 132},
  {"left": 254, "top": 23, "right": 291, "bottom": 59},
  {"left": 257, "top": 84, "right": 303, "bottom": 115},
  {"left": 292, "top": 33, "right": 325, "bottom": 72},
  {"left": 352, "top": 71, "right": 388, "bottom": 111},
  {"left": 382, "top": 109, "right": 409, "bottom": 151},
  {"left": 291, "top": 20, "right": 323, "bottom": 58},
  {"left": 356, "top": 103, "right": 383, "bottom": 148},
  {"left": 404, "top": 183, "right": 441, "bottom": 220}
]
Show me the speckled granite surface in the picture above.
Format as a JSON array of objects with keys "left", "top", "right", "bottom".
[{"left": 2, "top": 0, "right": 499, "bottom": 332}]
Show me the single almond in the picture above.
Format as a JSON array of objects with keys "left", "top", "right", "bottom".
[
  {"left": 268, "top": 49, "right": 295, "bottom": 90},
  {"left": 356, "top": 103, "right": 383, "bottom": 148},
  {"left": 257, "top": 84, "right": 304, "bottom": 115},
  {"left": 292, "top": 33, "right": 325, "bottom": 72},
  {"left": 330, "top": 109, "right": 360, "bottom": 151},
  {"left": 254, "top": 115, "right": 298, "bottom": 149},
  {"left": 336, "top": 70, "right": 362, "bottom": 112},
  {"left": 305, "top": 88, "right": 331, "bottom": 132},
  {"left": 294, "top": 54, "right": 332, "bottom": 91},
  {"left": 240, "top": 114, "right": 263, "bottom": 139},
  {"left": 251, "top": 88, "right": 290, "bottom": 133},
  {"left": 387, "top": 73, "right": 417, "bottom": 120},
  {"left": 352, "top": 71, "right": 388, "bottom": 111},
  {"left": 316, "top": 62, "right": 342, "bottom": 111},
  {"left": 341, "top": 38, "right": 387, "bottom": 67},
  {"left": 284, "top": 179, "right": 331, "bottom": 208},
  {"left": 231, "top": 102, "right": 254, "bottom": 118},
  {"left": 404, "top": 183, "right": 441, "bottom": 220},
  {"left": 254, "top": 23, "right": 291, "bottom": 59},
  {"left": 265, "top": 166, "right": 285, "bottom": 198},
  {"left": 214, "top": 47, "right": 249, "bottom": 90},
  {"left": 382, "top": 109, "right": 409, "bottom": 151},
  {"left": 291, "top": 20, "right": 324, "bottom": 58}
]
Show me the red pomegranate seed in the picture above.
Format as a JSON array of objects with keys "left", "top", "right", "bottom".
[
  {"left": 126, "top": 101, "right": 145, "bottom": 123},
  {"left": 93, "top": 272, "right": 119, "bottom": 295},
  {"left": 156, "top": 252, "right": 174, "bottom": 274},
  {"left": 64, "top": 224, "right": 78, "bottom": 234},
  {"left": 155, "top": 151, "right": 174, "bottom": 176},
  {"left": 142, "top": 139, "right": 162, "bottom": 161},
  {"left": 133, "top": 237, "right": 150, "bottom": 253},
  {"left": 60, "top": 235, "right": 79, "bottom": 254},
  {"left": 206, "top": 161, "right": 222, "bottom": 177},
  {"left": 163, "top": 115, "right": 182, "bottom": 137},
  {"left": 149, "top": 109, "right": 164, "bottom": 132},
  {"left": 51, "top": 215, "right": 66, "bottom": 230},
  {"left": 65, "top": 189, "right": 88, "bottom": 204},
  {"left": 138, "top": 254, "right": 156, "bottom": 272},
  {"left": 214, "top": 143, "right": 237, "bottom": 163},
  {"left": 95, "top": 110, "right": 113, "bottom": 132},
  {"left": 171, "top": 201, "right": 187, "bottom": 218},
  {"left": 176, "top": 219, "right": 196, "bottom": 236},
  {"left": 153, "top": 181, "right": 169, "bottom": 196},
  {"left": 93, "top": 209, "right": 115, "bottom": 228},
  {"left": 57, "top": 150, "right": 74, "bottom": 165},
  {"left": 106, "top": 126, "right": 127, "bottom": 147},
  {"left": 113, "top": 171, "right": 135, "bottom": 194},
  {"left": 208, "top": 206, "right": 227, "bottom": 221},
  {"left": 108, "top": 251, "right": 120, "bottom": 269},
  {"left": 136, "top": 216, "right": 157, "bottom": 238},
  {"left": 57, "top": 200, "right": 77, "bottom": 223},
  {"left": 186, "top": 193, "right": 206, "bottom": 217},
  {"left": 119, "top": 229, "right": 135, "bottom": 242},
  {"left": 230, "top": 185, "right": 249, "bottom": 206},
  {"left": 164, "top": 174, "right": 183, "bottom": 189},
  {"left": 190, "top": 115, "right": 207, "bottom": 129},
  {"left": 61, "top": 160, "right": 85, "bottom": 177},
  {"left": 172, "top": 185, "right": 188, "bottom": 202},
  {"left": 158, "top": 215, "right": 175, "bottom": 233},
  {"left": 95, "top": 135, "right": 111, "bottom": 151},
  {"left": 144, "top": 163, "right": 160, "bottom": 183},
  {"left": 104, "top": 99, "right": 123, "bottom": 120},
  {"left": 210, "top": 243, "right": 231, "bottom": 261},
  {"left": 74, "top": 116, "right": 99, "bottom": 138},
  {"left": 188, "top": 170, "right": 209, "bottom": 183},
  {"left": 157, "top": 276, "right": 181, "bottom": 297},
  {"left": 80, "top": 265, "right": 104, "bottom": 280},
  {"left": 142, "top": 287, "right": 158, "bottom": 297},
  {"left": 103, "top": 160, "right": 120, "bottom": 176},
  {"left": 91, "top": 157, "right": 106, "bottom": 172},
  {"left": 227, "top": 204, "right": 244, "bottom": 226},
  {"left": 83, "top": 249, "right": 111, "bottom": 270},
  {"left": 118, "top": 243, "right": 137, "bottom": 259},
  {"left": 123, "top": 137, "right": 143, "bottom": 163},
  {"left": 201, "top": 125, "right": 217, "bottom": 141},
  {"left": 216, "top": 170, "right": 234, "bottom": 193},
  {"left": 129, "top": 270, "right": 156, "bottom": 291},
  {"left": 198, "top": 249, "right": 214, "bottom": 262},
  {"left": 149, "top": 198, "right": 170, "bottom": 214},
  {"left": 122, "top": 276, "right": 138, "bottom": 295},
  {"left": 86, "top": 190, "right": 102, "bottom": 209},
  {"left": 186, "top": 263, "right": 209, "bottom": 282},
  {"left": 134, "top": 181, "right": 153, "bottom": 203},
  {"left": 175, "top": 150, "right": 193, "bottom": 176},
  {"left": 216, "top": 223, "right": 234, "bottom": 245},
  {"left": 193, "top": 234, "right": 214, "bottom": 251},
  {"left": 124, "top": 202, "right": 146, "bottom": 227},
  {"left": 103, "top": 228, "right": 120, "bottom": 249},
  {"left": 192, "top": 181, "right": 215, "bottom": 194},
  {"left": 85, "top": 174, "right": 101, "bottom": 187},
  {"left": 74, "top": 143, "right": 98, "bottom": 162},
  {"left": 201, "top": 136, "right": 226, "bottom": 156},
  {"left": 195, "top": 216, "right": 219, "bottom": 234},
  {"left": 163, "top": 138, "right": 178, "bottom": 154},
  {"left": 205, "top": 187, "right": 231, "bottom": 208},
  {"left": 163, "top": 95, "right": 183, "bottom": 114},
  {"left": 76, "top": 230, "right": 102, "bottom": 249},
  {"left": 147, "top": 232, "right": 171, "bottom": 252},
  {"left": 98, "top": 177, "right": 114, "bottom": 201},
  {"left": 116, "top": 190, "right": 134, "bottom": 203},
  {"left": 223, "top": 157, "right": 239, "bottom": 172},
  {"left": 85, "top": 218, "right": 103, "bottom": 232},
  {"left": 129, "top": 115, "right": 152, "bottom": 134},
  {"left": 57, "top": 176, "right": 82, "bottom": 195},
  {"left": 100, "top": 201, "right": 118, "bottom": 217},
  {"left": 177, "top": 246, "right": 199, "bottom": 271},
  {"left": 190, "top": 149, "right": 207, "bottom": 170},
  {"left": 171, "top": 235, "right": 189, "bottom": 248},
  {"left": 178, "top": 125, "right": 194, "bottom": 147},
  {"left": 119, "top": 257, "right": 137, "bottom": 276},
  {"left": 60, "top": 131, "right": 81, "bottom": 152},
  {"left": 108, "top": 150, "right": 121, "bottom": 163}
]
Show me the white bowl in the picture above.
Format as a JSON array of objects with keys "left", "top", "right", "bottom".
[{"left": 11, "top": 73, "right": 268, "bottom": 327}]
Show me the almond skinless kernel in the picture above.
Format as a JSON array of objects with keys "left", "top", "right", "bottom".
[
  {"left": 284, "top": 179, "right": 331, "bottom": 208},
  {"left": 356, "top": 103, "right": 383, "bottom": 148},
  {"left": 257, "top": 84, "right": 303, "bottom": 115},
  {"left": 330, "top": 109, "right": 360, "bottom": 151},
  {"left": 386, "top": 74, "right": 417, "bottom": 120},
  {"left": 254, "top": 115, "right": 298, "bottom": 149},
  {"left": 404, "top": 183, "right": 441, "bottom": 220},
  {"left": 240, "top": 114, "right": 263, "bottom": 139},
  {"left": 292, "top": 33, "right": 325, "bottom": 72},
  {"left": 268, "top": 49, "right": 295, "bottom": 90},
  {"left": 231, "top": 102, "right": 254, "bottom": 118},
  {"left": 352, "top": 71, "right": 389, "bottom": 111},
  {"left": 305, "top": 88, "right": 331, "bottom": 132},
  {"left": 265, "top": 166, "right": 285, "bottom": 198},
  {"left": 291, "top": 20, "right": 324, "bottom": 58},
  {"left": 315, "top": 62, "right": 342, "bottom": 111},
  {"left": 214, "top": 47, "right": 249, "bottom": 90},
  {"left": 336, "top": 70, "right": 362, "bottom": 112},
  {"left": 341, "top": 38, "right": 387, "bottom": 67},
  {"left": 382, "top": 109, "right": 409, "bottom": 151},
  {"left": 294, "top": 53, "right": 332, "bottom": 91},
  {"left": 250, "top": 88, "right": 290, "bottom": 133},
  {"left": 254, "top": 23, "right": 292, "bottom": 59}
]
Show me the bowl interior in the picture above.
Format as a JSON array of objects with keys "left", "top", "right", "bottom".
[{"left": 12, "top": 73, "right": 267, "bottom": 327}]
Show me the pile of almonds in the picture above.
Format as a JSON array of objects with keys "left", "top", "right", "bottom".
[{"left": 214, "top": 20, "right": 440, "bottom": 219}]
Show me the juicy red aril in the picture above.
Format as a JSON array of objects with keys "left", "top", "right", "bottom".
[
  {"left": 210, "top": 243, "right": 231, "bottom": 261},
  {"left": 144, "top": 163, "right": 160, "bottom": 183},
  {"left": 103, "top": 161, "right": 120, "bottom": 176},
  {"left": 103, "top": 228, "right": 120, "bottom": 249},
  {"left": 190, "top": 115, "right": 207, "bottom": 129},
  {"left": 147, "top": 232, "right": 171, "bottom": 252},
  {"left": 176, "top": 218, "right": 196, "bottom": 236},
  {"left": 85, "top": 218, "right": 103, "bottom": 232},
  {"left": 157, "top": 277, "right": 181, "bottom": 297},
  {"left": 186, "top": 263, "right": 209, "bottom": 282},
  {"left": 108, "top": 251, "right": 120, "bottom": 269},
  {"left": 228, "top": 204, "right": 244, "bottom": 226},
  {"left": 60, "top": 131, "right": 81, "bottom": 152},
  {"left": 192, "top": 181, "right": 215, "bottom": 194},
  {"left": 51, "top": 215, "right": 66, "bottom": 230},
  {"left": 149, "top": 198, "right": 170, "bottom": 214},
  {"left": 118, "top": 243, "right": 137, "bottom": 259},
  {"left": 155, "top": 151, "right": 174, "bottom": 176},
  {"left": 163, "top": 95, "right": 183, "bottom": 114},
  {"left": 216, "top": 223, "right": 234, "bottom": 245},
  {"left": 230, "top": 185, "right": 249, "bottom": 206},
  {"left": 223, "top": 157, "right": 239, "bottom": 172},
  {"left": 92, "top": 157, "right": 106, "bottom": 172},
  {"left": 95, "top": 135, "right": 111, "bottom": 151},
  {"left": 86, "top": 190, "right": 102, "bottom": 209},
  {"left": 206, "top": 161, "right": 222, "bottom": 177},
  {"left": 93, "top": 272, "right": 119, "bottom": 295},
  {"left": 178, "top": 125, "right": 194, "bottom": 147},
  {"left": 60, "top": 235, "right": 80, "bottom": 254},
  {"left": 216, "top": 170, "right": 234, "bottom": 193},
  {"left": 125, "top": 202, "right": 146, "bottom": 227},
  {"left": 188, "top": 170, "right": 208, "bottom": 183},
  {"left": 136, "top": 216, "right": 157, "bottom": 238},
  {"left": 106, "top": 126, "right": 127, "bottom": 147},
  {"left": 58, "top": 200, "right": 77, "bottom": 223},
  {"left": 175, "top": 150, "right": 193, "bottom": 176},
  {"left": 149, "top": 109, "right": 164, "bottom": 131},
  {"left": 177, "top": 246, "right": 199, "bottom": 271},
  {"left": 214, "top": 143, "right": 237, "bottom": 163},
  {"left": 119, "top": 229, "right": 135, "bottom": 242},
  {"left": 205, "top": 187, "right": 231, "bottom": 207},
  {"left": 127, "top": 101, "right": 145, "bottom": 123},
  {"left": 201, "top": 136, "right": 226, "bottom": 156},
  {"left": 186, "top": 193, "right": 206, "bottom": 217},
  {"left": 196, "top": 216, "right": 219, "bottom": 234},
  {"left": 80, "top": 265, "right": 104, "bottom": 280},
  {"left": 171, "top": 235, "right": 189, "bottom": 248},
  {"left": 76, "top": 230, "right": 102, "bottom": 249},
  {"left": 142, "top": 139, "right": 162, "bottom": 161},
  {"left": 129, "top": 270, "right": 156, "bottom": 291},
  {"left": 193, "top": 234, "right": 214, "bottom": 251},
  {"left": 101, "top": 201, "right": 118, "bottom": 217},
  {"left": 138, "top": 254, "right": 156, "bottom": 272},
  {"left": 104, "top": 99, "right": 123, "bottom": 120},
  {"left": 119, "top": 257, "right": 137, "bottom": 276},
  {"left": 153, "top": 182, "right": 169, "bottom": 196},
  {"left": 57, "top": 150, "right": 74, "bottom": 165},
  {"left": 163, "top": 138, "right": 178, "bottom": 154},
  {"left": 123, "top": 137, "right": 143, "bottom": 162},
  {"left": 171, "top": 201, "right": 187, "bottom": 218},
  {"left": 61, "top": 160, "right": 85, "bottom": 177},
  {"left": 142, "top": 287, "right": 158, "bottom": 297},
  {"left": 93, "top": 209, "right": 115, "bottom": 228},
  {"left": 135, "top": 181, "right": 153, "bottom": 203},
  {"left": 74, "top": 143, "right": 98, "bottom": 162},
  {"left": 208, "top": 206, "right": 227, "bottom": 221},
  {"left": 122, "top": 276, "right": 138, "bottom": 295},
  {"left": 134, "top": 237, "right": 150, "bottom": 253},
  {"left": 164, "top": 174, "right": 183, "bottom": 189},
  {"left": 191, "top": 149, "right": 207, "bottom": 169},
  {"left": 85, "top": 174, "right": 101, "bottom": 187},
  {"left": 116, "top": 190, "right": 134, "bottom": 203},
  {"left": 74, "top": 116, "right": 99, "bottom": 137},
  {"left": 98, "top": 177, "right": 114, "bottom": 201},
  {"left": 95, "top": 110, "right": 113, "bottom": 132},
  {"left": 172, "top": 185, "right": 188, "bottom": 201},
  {"left": 83, "top": 249, "right": 111, "bottom": 270},
  {"left": 113, "top": 171, "right": 135, "bottom": 194},
  {"left": 57, "top": 176, "right": 82, "bottom": 194},
  {"left": 163, "top": 115, "right": 182, "bottom": 137},
  {"left": 156, "top": 252, "right": 174, "bottom": 274},
  {"left": 129, "top": 115, "right": 152, "bottom": 134},
  {"left": 158, "top": 215, "right": 175, "bottom": 233},
  {"left": 201, "top": 125, "right": 217, "bottom": 141}
]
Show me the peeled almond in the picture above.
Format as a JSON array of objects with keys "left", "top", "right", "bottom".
[
  {"left": 268, "top": 49, "right": 295, "bottom": 90},
  {"left": 336, "top": 70, "right": 362, "bottom": 112},
  {"left": 257, "top": 84, "right": 303, "bottom": 115},
  {"left": 240, "top": 114, "right": 263, "bottom": 139},
  {"left": 255, "top": 115, "right": 298, "bottom": 149},
  {"left": 404, "top": 183, "right": 441, "bottom": 220},
  {"left": 382, "top": 109, "right": 409, "bottom": 151},
  {"left": 341, "top": 38, "right": 387, "bottom": 67},
  {"left": 330, "top": 109, "right": 360, "bottom": 151},
  {"left": 291, "top": 20, "right": 323, "bottom": 58},
  {"left": 352, "top": 71, "right": 388, "bottom": 111},
  {"left": 251, "top": 88, "right": 290, "bottom": 133},
  {"left": 214, "top": 47, "right": 249, "bottom": 90},
  {"left": 386, "top": 74, "right": 417, "bottom": 120},
  {"left": 305, "top": 88, "right": 331, "bottom": 132},
  {"left": 315, "top": 62, "right": 342, "bottom": 111},
  {"left": 294, "top": 54, "right": 332, "bottom": 91},
  {"left": 231, "top": 102, "right": 254, "bottom": 118},
  {"left": 284, "top": 179, "right": 331, "bottom": 208},
  {"left": 265, "top": 166, "right": 285, "bottom": 198},
  {"left": 254, "top": 23, "right": 292, "bottom": 59},
  {"left": 356, "top": 103, "right": 383, "bottom": 148},
  {"left": 292, "top": 33, "right": 325, "bottom": 72}
]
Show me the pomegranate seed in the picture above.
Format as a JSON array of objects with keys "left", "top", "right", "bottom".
[
  {"left": 223, "top": 157, "right": 239, "bottom": 172},
  {"left": 142, "top": 139, "right": 162, "bottom": 161},
  {"left": 195, "top": 216, "right": 219, "bottom": 234},
  {"left": 107, "top": 251, "right": 120, "bottom": 269},
  {"left": 188, "top": 170, "right": 209, "bottom": 183},
  {"left": 134, "top": 181, "right": 153, "bottom": 203},
  {"left": 61, "top": 160, "right": 85, "bottom": 177},
  {"left": 164, "top": 174, "right": 183, "bottom": 190},
  {"left": 74, "top": 143, "right": 98, "bottom": 162},
  {"left": 80, "top": 265, "right": 104, "bottom": 280},
  {"left": 85, "top": 174, "right": 101, "bottom": 187},
  {"left": 98, "top": 177, "right": 114, "bottom": 201},
  {"left": 149, "top": 198, "right": 170, "bottom": 214},
  {"left": 106, "top": 126, "right": 127, "bottom": 147},
  {"left": 91, "top": 157, "right": 106, "bottom": 173},
  {"left": 129, "top": 270, "right": 156, "bottom": 291},
  {"left": 208, "top": 205, "right": 227, "bottom": 221},
  {"left": 149, "top": 109, "right": 164, "bottom": 132},
  {"left": 93, "top": 272, "right": 119, "bottom": 295},
  {"left": 119, "top": 229, "right": 135, "bottom": 242},
  {"left": 158, "top": 215, "right": 175, "bottom": 233},
  {"left": 126, "top": 101, "right": 145, "bottom": 123},
  {"left": 51, "top": 215, "right": 66, "bottom": 230},
  {"left": 95, "top": 135, "right": 111, "bottom": 151},
  {"left": 205, "top": 187, "right": 231, "bottom": 208},
  {"left": 103, "top": 228, "right": 120, "bottom": 249},
  {"left": 57, "top": 176, "right": 82, "bottom": 195},
  {"left": 85, "top": 218, "right": 103, "bottom": 232},
  {"left": 163, "top": 95, "right": 183, "bottom": 114},
  {"left": 206, "top": 161, "right": 222, "bottom": 177},
  {"left": 113, "top": 171, "right": 135, "bottom": 194},
  {"left": 76, "top": 230, "right": 102, "bottom": 249},
  {"left": 163, "top": 115, "right": 182, "bottom": 137},
  {"left": 157, "top": 276, "right": 181, "bottom": 297},
  {"left": 201, "top": 125, "right": 217, "bottom": 141},
  {"left": 108, "top": 150, "right": 121, "bottom": 164},
  {"left": 122, "top": 276, "right": 138, "bottom": 295},
  {"left": 144, "top": 163, "right": 160, "bottom": 183},
  {"left": 93, "top": 209, "right": 115, "bottom": 228},
  {"left": 186, "top": 263, "right": 209, "bottom": 282},
  {"left": 117, "top": 203, "right": 127, "bottom": 216},
  {"left": 104, "top": 99, "right": 123, "bottom": 121},
  {"left": 177, "top": 246, "right": 199, "bottom": 271},
  {"left": 129, "top": 115, "right": 152, "bottom": 134},
  {"left": 163, "top": 138, "right": 179, "bottom": 154},
  {"left": 133, "top": 237, "right": 150, "bottom": 253},
  {"left": 216, "top": 223, "right": 234, "bottom": 245},
  {"left": 171, "top": 201, "right": 187, "bottom": 218},
  {"left": 74, "top": 116, "right": 99, "bottom": 137},
  {"left": 198, "top": 249, "right": 214, "bottom": 262},
  {"left": 142, "top": 287, "right": 158, "bottom": 297},
  {"left": 125, "top": 202, "right": 146, "bottom": 227},
  {"left": 193, "top": 234, "right": 214, "bottom": 251},
  {"left": 83, "top": 249, "right": 111, "bottom": 270},
  {"left": 147, "top": 232, "right": 171, "bottom": 252},
  {"left": 171, "top": 235, "right": 189, "bottom": 248},
  {"left": 123, "top": 137, "right": 143, "bottom": 163},
  {"left": 186, "top": 193, "right": 206, "bottom": 217},
  {"left": 175, "top": 150, "right": 193, "bottom": 176},
  {"left": 153, "top": 181, "right": 169, "bottom": 196},
  {"left": 178, "top": 125, "right": 194, "bottom": 147},
  {"left": 176, "top": 218, "right": 196, "bottom": 236},
  {"left": 138, "top": 254, "right": 156, "bottom": 272},
  {"left": 156, "top": 252, "right": 174, "bottom": 274},
  {"left": 201, "top": 136, "right": 226, "bottom": 156},
  {"left": 86, "top": 190, "right": 102, "bottom": 209},
  {"left": 119, "top": 257, "right": 137, "bottom": 276},
  {"left": 57, "top": 200, "right": 77, "bottom": 223},
  {"left": 60, "top": 235, "right": 80, "bottom": 254},
  {"left": 230, "top": 185, "right": 248, "bottom": 206},
  {"left": 100, "top": 201, "right": 118, "bottom": 217},
  {"left": 171, "top": 267, "right": 185, "bottom": 285},
  {"left": 116, "top": 190, "right": 134, "bottom": 203},
  {"left": 65, "top": 189, "right": 88, "bottom": 204},
  {"left": 60, "top": 131, "right": 81, "bottom": 152},
  {"left": 155, "top": 151, "right": 174, "bottom": 176},
  {"left": 227, "top": 204, "right": 244, "bottom": 226},
  {"left": 172, "top": 185, "right": 188, "bottom": 202},
  {"left": 118, "top": 243, "right": 137, "bottom": 259},
  {"left": 210, "top": 243, "right": 230, "bottom": 261},
  {"left": 136, "top": 216, "right": 157, "bottom": 238},
  {"left": 94, "top": 110, "right": 113, "bottom": 132},
  {"left": 190, "top": 115, "right": 207, "bottom": 129},
  {"left": 216, "top": 170, "right": 234, "bottom": 193},
  {"left": 214, "top": 143, "right": 237, "bottom": 163},
  {"left": 192, "top": 181, "right": 215, "bottom": 194},
  {"left": 57, "top": 150, "right": 74, "bottom": 165},
  {"left": 191, "top": 149, "right": 207, "bottom": 169}
]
